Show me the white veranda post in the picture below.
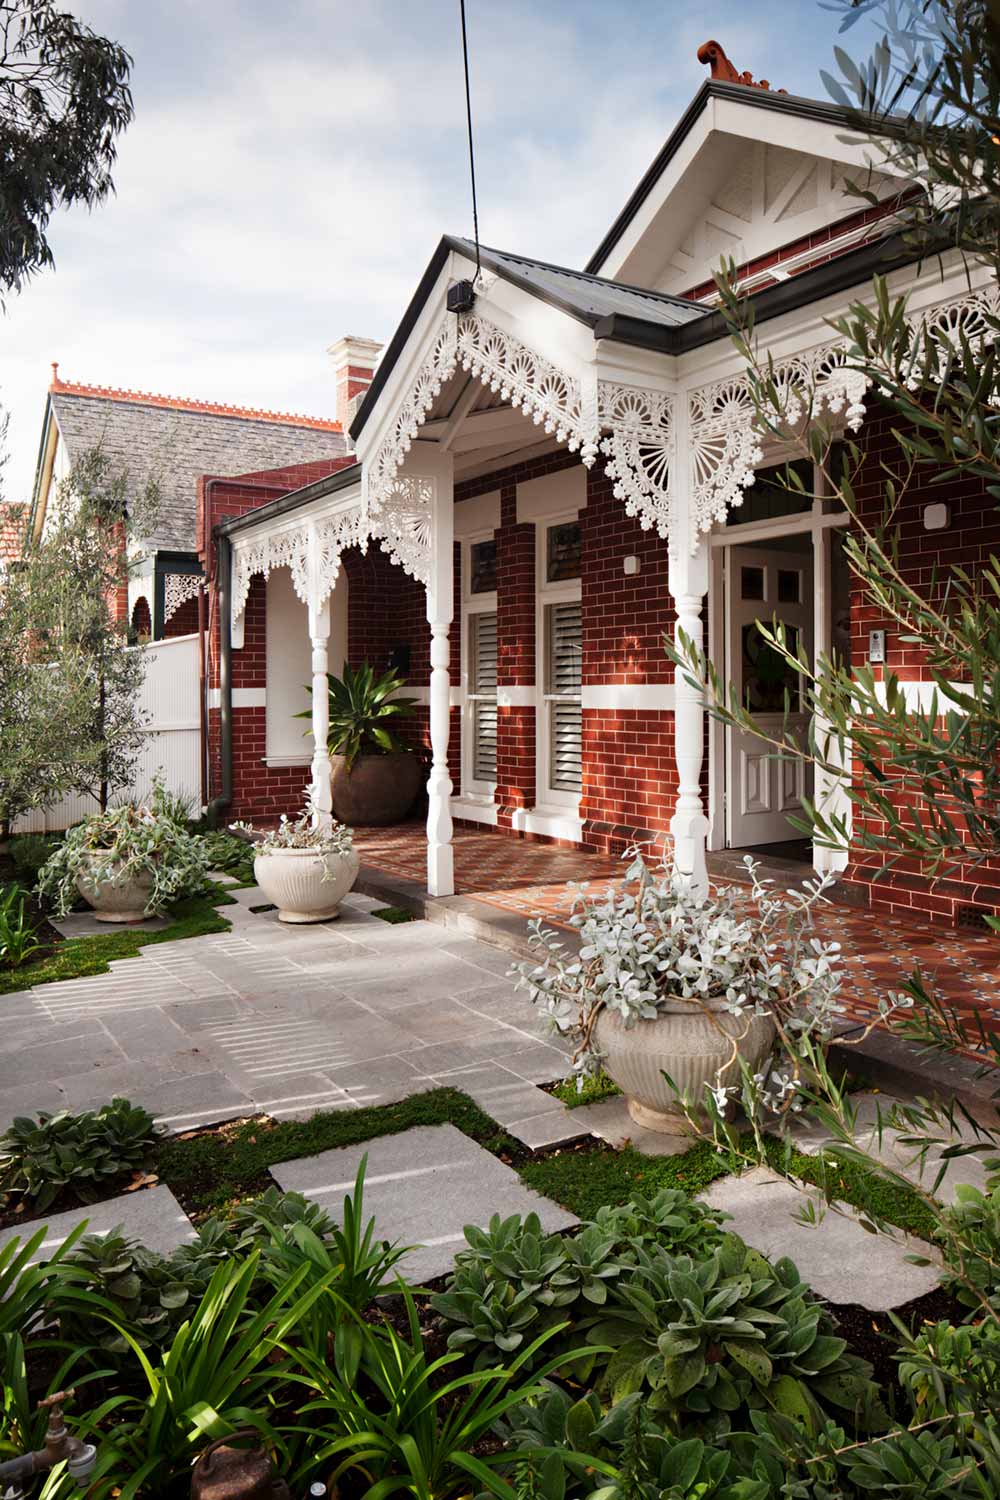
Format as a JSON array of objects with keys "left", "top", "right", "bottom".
[
  {"left": 307, "top": 525, "right": 333, "bottom": 831},
  {"left": 423, "top": 454, "right": 456, "bottom": 896},
  {"left": 669, "top": 401, "right": 710, "bottom": 897}
]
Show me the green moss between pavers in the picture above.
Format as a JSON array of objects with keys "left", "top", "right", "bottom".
[
  {"left": 156, "top": 1087, "right": 525, "bottom": 1218},
  {"left": 550, "top": 1071, "right": 623, "bottom": 1110},
  {"left": 0, "top": 889, "right": 234, "bottom": 997},
  {"left": 371, "top": 906, "right": 418, "bottom": 924},
  {"left": 156, "top": 1077, "right": 939, "bottom": 1240},
  {"left": 762, "top": 1136, "right": 938, "bottom": 1242},
  {"left": 521, "top": 1137, "right": 733, "bottom": 1218}
]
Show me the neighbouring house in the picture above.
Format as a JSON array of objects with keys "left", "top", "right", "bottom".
[
  {"left": 39, "top": 41, "right": 1000, "bottom": 928},
  {"left": 25, "top": 344, "right": 371, "bottom": 637}
]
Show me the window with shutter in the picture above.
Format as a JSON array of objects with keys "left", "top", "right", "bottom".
[
  {"left": 545, "top": 600, "right": 582, "bottom": 794},
  {"left": 469, "top": 611, "right": 498, "bottom": 784}
]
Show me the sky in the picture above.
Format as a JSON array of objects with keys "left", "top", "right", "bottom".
[{"left": 0, "top": 0, "right": 883, "bottom": 506}]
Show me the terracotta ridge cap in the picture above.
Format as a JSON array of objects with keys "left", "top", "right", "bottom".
[{"left": 47, "top": 366, "right": 341, "bottom": 432}]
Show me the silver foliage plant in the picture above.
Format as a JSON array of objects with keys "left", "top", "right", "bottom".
[
  {"left": 232, "top": 794, "right": 354, "bottom": 883},
  {"left": 37, "top": 778, "right": 211, "bottom": 917},
  {"left": 514, "top": 851, "right": 904, "bottom": 1116}
]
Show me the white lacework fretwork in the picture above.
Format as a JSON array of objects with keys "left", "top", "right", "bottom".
[
  {"left": 231, "top": 504, "right": 366, "bottom": 626},
  {"left": 455, "top": 310, "right": 599, "bottom": 462},
  {"left": 162, "top": 572, "right": 203, "bottom": 624},
  {"left": 370, "top": 475, "right": 435, "bottom": 586},
  {"left": 366, "top": 318, "right": 458, "bottom": 518},
  {"left": 364, "top": 307, "right": 603, "bottom": 520},
  {"left": 232, "top": 523, "right": 310, "bottom": 624},
  {"left": 687, "top": 282, "right": 1000, "bottom": 548},
  {"left": 598, "top": 382, "right": 675, "bottom": 541}
]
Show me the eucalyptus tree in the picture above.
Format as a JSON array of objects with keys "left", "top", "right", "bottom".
[{"left": 0, "top": 0, "right": 133, "bottom": 295}]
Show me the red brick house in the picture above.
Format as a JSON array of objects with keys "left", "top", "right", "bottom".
[{"left": 57, "top": 46, "right": 1000, "bottom": 926}]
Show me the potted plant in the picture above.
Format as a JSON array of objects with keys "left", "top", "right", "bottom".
[
  {"left": 237, "top": 802, "right": 359, "bottom": 924},
  {"left": 296, "top": 662, "right": 423, "bottom": 825},
  {"left": 36, "top": 781, "right": 210, "bottom": 923},
  {"left": 513, "top": 853, "right": 845, "bottom": 1134}
]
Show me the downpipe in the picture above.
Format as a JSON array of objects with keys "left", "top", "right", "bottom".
[{"left": 205, "top": 530, "right": 233, "bottom": 828}]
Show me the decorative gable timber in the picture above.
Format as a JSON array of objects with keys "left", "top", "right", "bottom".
[{"left": 652, "top": 140, "right": 900, "bottom": 297}]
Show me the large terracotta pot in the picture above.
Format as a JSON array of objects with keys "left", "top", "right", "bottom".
[
  {"left": 594, "top": 998, "right": 776, "bottom": 1135},
  {"left": 330, "top": 751, "right": 423, "bottom": 826},
  {"left": 76, "top": 857, "right": 156, "bottom": 924},
  {"left": 253, "top": 845, "right": 360, "bottom": 924}
]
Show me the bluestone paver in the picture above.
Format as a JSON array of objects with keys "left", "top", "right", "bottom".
[
  {"left": 702, "top": 1166, "right": 941, "bottom": 1310},
  {"left": 0, "top": 1184, "right": 196, "bottom": 1261},
  {"left": 272, "top": 1122, "right": 577, "bottom": 1282}
]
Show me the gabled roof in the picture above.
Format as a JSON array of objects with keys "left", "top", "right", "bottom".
[
  {"left": 584, "top": 80, "right": 907, "bottom": 278},
  {"left": 35, "top": 376, "right": 348, "bottom": 553}
]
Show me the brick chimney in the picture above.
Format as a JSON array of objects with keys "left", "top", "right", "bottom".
[{"left": 328, "top": 335, "right": 383, "bottom": 438}]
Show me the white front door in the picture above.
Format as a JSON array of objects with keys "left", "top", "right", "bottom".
[{"left": 725, "top": 544, "right": 815, "bottom": 848}]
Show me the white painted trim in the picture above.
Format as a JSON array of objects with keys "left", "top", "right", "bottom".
[
  {"left": 511, "top": 806, "right": 584, "bottom": 843},
  {"left": 406, "top": 684, "right": 461, "bottom": 708},
  {"left": 265, "top": 755, "right": 311, "bottom": 769},
  {"left": 517, "top": 467, "right": 585, "bottom": 524},
  {"left": 497, "top": 685, "right": 536, "bottom": 708},
  {"left": 874, "top": 679, "right": 971, "bottom": 710},
  {"left": 454, "top": 490, "right": 500, "bottom": 537},
  {"left": 451, "top": 796, "right": 498, "bottom": 827},
  {"left": 582, "top": 683, "right": 676, "bottom": 711},
  {"left": 208, "top": 687, "right": 266, "bottom": 710}
]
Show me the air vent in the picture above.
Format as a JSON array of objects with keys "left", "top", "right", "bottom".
[{"left": 957, "top": 904, "right": 993, "bottom": 932}]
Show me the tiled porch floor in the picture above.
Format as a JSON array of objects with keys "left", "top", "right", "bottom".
[{"left": 352, "top": 823, "right": 1000, "bottom": 1040}]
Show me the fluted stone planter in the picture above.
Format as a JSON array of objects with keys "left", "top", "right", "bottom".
[
  {"left": 594, "top": 998, "right": 776, "bottom": 1135},
  {"left": 253, "top": 845, "right": 360, "bottom": 924},
  {"left": 75, "top": 858, "right": 156, "bottom": 924}
]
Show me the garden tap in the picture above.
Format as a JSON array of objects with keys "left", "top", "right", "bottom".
[{"left": 0, "top": 1389, "right": 97, "bottom": 1495}]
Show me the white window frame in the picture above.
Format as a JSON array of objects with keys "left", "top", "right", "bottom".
[
  {"left": 535, "top": 510, "right": 582, "bottom": 814},
  {"left": 460, "top": 530, "right": 498, "bottom": 803}
]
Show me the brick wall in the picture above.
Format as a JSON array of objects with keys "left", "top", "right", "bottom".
[
  {"left": 839, "top": 402, "right": 1000, "bottom": 923},
  {"left": 452, "top": 449, "right": 681, "bottom": 853},
  {"left": 164, "top": 592, "right": 199, "bottom": 638}
]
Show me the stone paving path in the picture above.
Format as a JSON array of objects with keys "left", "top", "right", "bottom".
[
  {"left": 0, "top": 1184, "right": 195, "bottom": 1260},
  {"left": 0, "top": 887, "right": 579, "bottom": 1142},
  {"left": 273, "top": 1123, "right": 577, "bottom": 1282},
  {"left": 702, "top": 1166, "right": 941, "bottom": 1311}
]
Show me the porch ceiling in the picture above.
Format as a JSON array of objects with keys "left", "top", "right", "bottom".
[{"left": 417, "top": 374, "right": 563, "bottom": 480}]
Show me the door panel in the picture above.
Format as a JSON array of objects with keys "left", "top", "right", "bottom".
[{"left": 725, "top": 544, "right": 814, "bottom": 847}]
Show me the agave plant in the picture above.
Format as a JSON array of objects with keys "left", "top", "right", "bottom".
[{"left": 296, "top": 663, "right": 417, "bottom": 771}]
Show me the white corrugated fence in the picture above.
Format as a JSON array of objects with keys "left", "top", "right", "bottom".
[{"left": 13, "top": 634, "right": 202, "bottom": 833}]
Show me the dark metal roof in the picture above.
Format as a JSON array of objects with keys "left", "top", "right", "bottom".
[
  {"left": 584, "top": 80, "right": 909, "bottom": 276},
  {"left": 350, "top": 223, "right": 920, "bottom": 444},
  {"left": 452, "top": 240, "right": 706, "bottom": 329}
]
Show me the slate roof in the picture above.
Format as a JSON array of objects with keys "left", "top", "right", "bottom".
[
  {"left": 450, "top": 239, "right": 707, "bottom": 329},
  {"left": 48, "top": 385, "right": 348, "bottom": 553}
]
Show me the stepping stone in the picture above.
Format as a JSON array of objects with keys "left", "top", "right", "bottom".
[
  {"left": 789, "top": 1093, "right": 997, "bottom": 1203},
  {"left": 272, "top": 1122, "right": 577, "bottom": 1283},
  {"left": 0, "top": 1184, "right": 196, "bottom": 1262},
  {"left": 49, "top": 910, "right": 170, "bottom": 938},
  {"left": 573, "top": 1095, "right": 695, "bottom": 1158},
  {"left": 701, "top": 1166, "right": 940, "bottom": 1311}
]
